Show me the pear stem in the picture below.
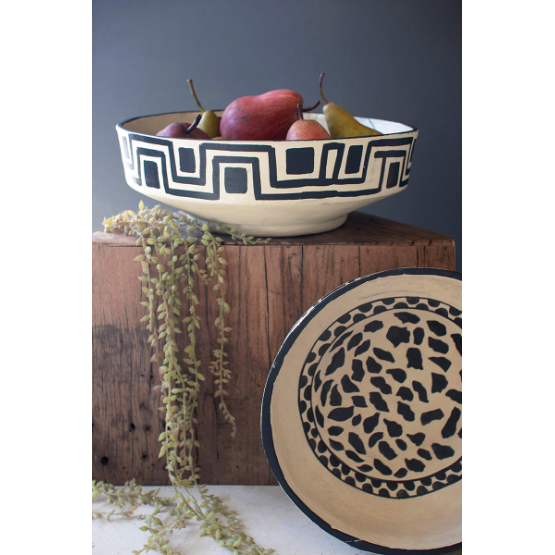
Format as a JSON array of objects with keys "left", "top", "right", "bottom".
[
  {"left": 319, "top": 73, "right": 328, "bottom": 105},
  {"left": 302, "top": 100, "right": 320, "bottom": 112},
  {"left": 187, "top": 79, "right": 205, "bottom": 113},
  {"left": 297, "top": 104, "right": 304, "bottom": 120},
  {"left": 185, "top": 114, "right": 202, "bottom": 134}
]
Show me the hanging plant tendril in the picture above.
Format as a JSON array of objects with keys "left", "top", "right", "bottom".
[{"left": 93, "top": 201, "right": 273, "bottom": 555}]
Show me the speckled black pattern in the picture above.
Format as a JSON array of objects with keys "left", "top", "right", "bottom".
[{"left": 298, "top": 296, "right": 462, "bottom": 499}]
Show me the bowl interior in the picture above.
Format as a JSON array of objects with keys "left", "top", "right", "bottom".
[{"left": 120, "top": 111, "right": 415, "bottom": 138}]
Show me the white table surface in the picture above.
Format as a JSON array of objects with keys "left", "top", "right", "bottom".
[
  {"left": 92, "top": 485, "right": 462, "bottom": 555},
  {"left": 93, "top": 485, "right": 373, "bottom": 555}
]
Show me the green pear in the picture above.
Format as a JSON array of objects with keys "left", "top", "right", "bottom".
[
  {"left": 188, "top": 79, "right": 220, "bottom": 138},
  {"left": 319, "top": 73, "right": 382, "bottom": 139}
]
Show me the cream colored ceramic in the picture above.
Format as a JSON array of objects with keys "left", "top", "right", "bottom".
[
  {"left": 116, "top": 112, "right": 418, "bottom": 236},
  {"left": 261, "top": 268, "right": 462, "bottom": 553}
]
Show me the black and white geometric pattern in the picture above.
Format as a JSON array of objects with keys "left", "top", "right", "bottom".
[{"left": 117, "top": 125, "right": 418, "bottom": 201}]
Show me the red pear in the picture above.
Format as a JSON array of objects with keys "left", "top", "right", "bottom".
[
  {"left": 286, "top": 104, "right": 331, "bottom": 140},
  {"left": 220, "top": 90, "right": 319, "bottom": 141},
  {"left": 156, "top": 114, "right": 210, "bottom": 139}
]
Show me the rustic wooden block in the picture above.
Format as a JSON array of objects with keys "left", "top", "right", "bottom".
[{"left": 92, "top": 212, "right": 456, "bottom": 485}]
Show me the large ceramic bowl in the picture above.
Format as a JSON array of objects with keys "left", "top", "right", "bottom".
[{"left": 116, "top": 111, "right": 418, "bottom": 236}]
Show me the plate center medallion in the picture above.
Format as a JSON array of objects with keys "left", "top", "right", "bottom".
[{"left": 298, "top": 296, "right": 462, "bottom": 499}]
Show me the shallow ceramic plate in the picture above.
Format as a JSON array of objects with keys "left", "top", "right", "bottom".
[{"left": 261, "top": 268, "right": 462, "bottom": 554}]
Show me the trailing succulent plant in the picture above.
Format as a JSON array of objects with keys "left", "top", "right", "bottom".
[{"left": 93, "top": 202, "right": 273, "bottom": 555}]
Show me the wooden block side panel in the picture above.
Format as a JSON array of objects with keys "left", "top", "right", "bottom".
[
  {"left": 359, "top": 245, "right": 456, "bottom": 275},
  {"left": 195, "top": 246, "right": 276, "bottom": 485},
  {"left": 92, "top": 243, "right": 169, "bottom": 485},
  {"left": 300, "top": 245, "right": 362, "bottom": 312},
  {"left": 93, "top": 240, "right": 456, "bottom": 485},
  {"left": 265, "top": 246, "right": 303, "bottom": 360},
  {"left": 416, "top": 245, "right": 456, "bottom": 271}
]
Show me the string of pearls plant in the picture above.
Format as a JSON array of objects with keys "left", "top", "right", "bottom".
[{"left": 92, "top": 202, "right": 273, "bottom": 555}]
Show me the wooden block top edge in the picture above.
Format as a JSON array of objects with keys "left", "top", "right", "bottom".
[{"left": 92, "top": 212, "right": 455, "bottom": 247}]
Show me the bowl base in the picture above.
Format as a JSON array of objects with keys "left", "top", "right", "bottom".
[{"left": 224, "top": 214, "right": 348, "bottom": 238}]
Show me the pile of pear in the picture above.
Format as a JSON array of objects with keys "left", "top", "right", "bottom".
[{"left": 156, "top": 74, "right": 382, "bottom": 142}]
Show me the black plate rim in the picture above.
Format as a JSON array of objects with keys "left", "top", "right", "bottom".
[{"left": 261, "top": 267, "right": 462, "bottom": 554}]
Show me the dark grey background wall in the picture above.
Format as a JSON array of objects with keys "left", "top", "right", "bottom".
[{"left": 93, "top": 0, "right": 461, "bottom": 270}]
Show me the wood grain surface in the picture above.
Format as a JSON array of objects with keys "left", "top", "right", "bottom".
[{"left": 92, "top": 212, "right": 456, "bottom": 485}]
